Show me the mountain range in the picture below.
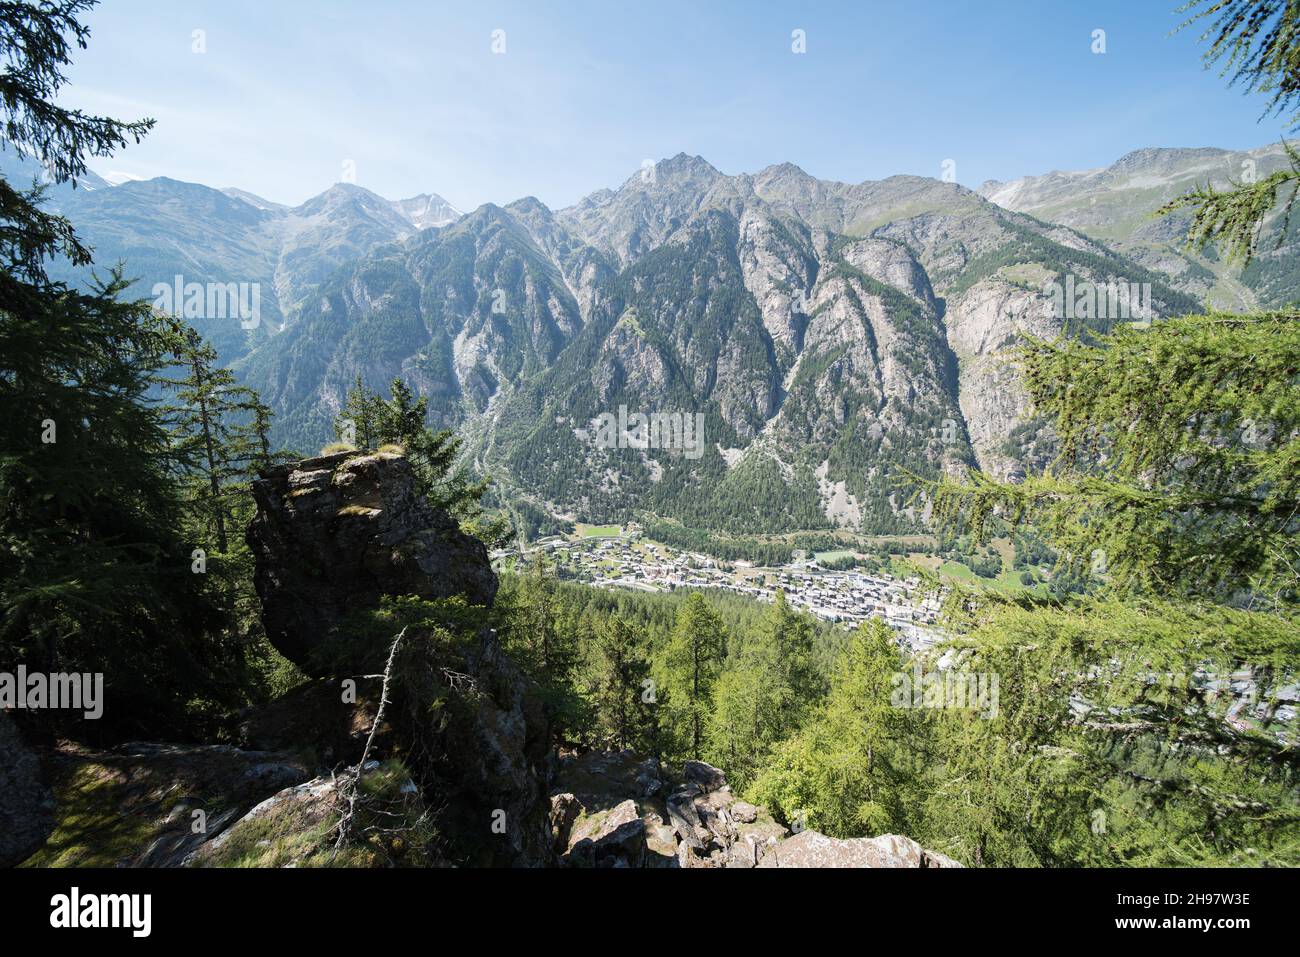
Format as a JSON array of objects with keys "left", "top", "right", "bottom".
[{"left": 12, "top": 142, "right": 1294, "bottom": 539}]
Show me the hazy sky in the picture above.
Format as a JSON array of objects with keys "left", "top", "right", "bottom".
[{"left": 63, "top": 0, "right": 1290, "bottom": 211}]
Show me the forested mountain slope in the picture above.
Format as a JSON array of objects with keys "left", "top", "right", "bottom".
[
  {"left": 40, "top": 149, "right": 1202, "bottom": 535},
  {"left": 980, "top": 142, "right": 1300, "bottom": 311}
]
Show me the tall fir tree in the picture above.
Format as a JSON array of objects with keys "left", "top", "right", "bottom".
[
  {"left": 656, "top": 592, "right": 726, "bottom": 759},
  {"left": 0, "top": 0, "right": 238, "bottom": 731},
  {"left": 161, "top": 330, "right": 274, "bottom": 555},
  {"left": 752, "top": 620, "right": 919, "bottom": 838},
  {"left": 588, "top": 617, "right": 654, "bottom": 752},
  {"left": 708, "top": 591, "right": 820, "bottom": 787},
  {"left": 909, "top": 1, "right": 1300, "bottom": 864}
]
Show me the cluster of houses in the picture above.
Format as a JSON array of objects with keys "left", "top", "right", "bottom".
[
  {"left": 494, "top": 528, "right": 945, "bottom": 649},
  {"left": 492, "top": 527, "right": 1296, "bottom": 743}
]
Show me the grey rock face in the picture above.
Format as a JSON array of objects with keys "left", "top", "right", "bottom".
[
  {"left": 756, "top": 830, "right": 962, "bottom": 868},
  {"left": 247, "top": 450, "right": 497, "bottom": 675},
  {"left": 840, "top": 237, "right": 937, "bottom": 309},
  {"left": 683, "top": 759, "right": 727, "bottom": 791},
  {"left": 0, "top": 711, "right": 55, "bottom": 866},
  {"left": 549, "top": 792, "right": 581, "bottom": 853},
  {"left": 546, "top": 750, "right": 955, "bottom": 869},
  {"left": 247, "top": 450, "right": 553, "bottom": 866},
  {"left": 567, "top": 798, "right": 646, "bottom": 867}
]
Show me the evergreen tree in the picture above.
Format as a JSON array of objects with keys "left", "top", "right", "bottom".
[
  {"left": 932, "top": 312, "right": 1299, "bottom": 606},
  {"left": 708, "top": 653, "right": 783, "bottom": 788},
  {"left": 1159, "top": 1, "right": 1300, "bottom": 264},
  {"left": 752, "top": 620, "right": 917, "bottom": 838},
  {"left": 588, "top": 617, "right": 653, "bottom": 751},
  {"left": 656, "top": 592, "right": 726, "bottom": 759},
  {"left": 161, "top": 330, "right": 271, "bottom": 554},
  {"left": 334, "top": 374, "right": 383, "bottom": 450},
  {"left": 499, "top": 553, "right": 592, "bottom": 742},
  {"left": 0, "top": 0, "right": 238, "bottom": 730},
  {"left": 707, "top": 591, "right": 819, "bottom": 786},
  {"left": 917, "top": 8, "right": 1300, "bottom": 861},
  {"left": 760, "top": 589, "right": 822, "bottom": 703},
  {"left": 156, "top": 332, "right": 298, "bottom": 705},
  {"left": 332, "top": 375, "right": 507, "bottom": 544},
  {"left": 375, "top": 376, "right": 490, "bottom": 520}
]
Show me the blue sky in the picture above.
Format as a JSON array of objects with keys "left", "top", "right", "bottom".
[{"left": 63, "top": 0, "right": 1290, "bottom": 210}]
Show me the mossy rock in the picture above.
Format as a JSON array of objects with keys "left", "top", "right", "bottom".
[{"left": 21, "top": 744, "right": 310, "bottom": 867}]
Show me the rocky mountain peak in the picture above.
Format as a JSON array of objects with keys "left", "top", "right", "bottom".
[
  {"left": 294, "top": 181, "right": 401, "bottom": 218},
  {"left": 1108, "top": 145, "right": 1230, "bottom": 176},
  {"left": 635, "top": 152, "right": 722, "bottom": 188},
  {"left": 505, "top": 194, "right": 550, "bottom": 217},
  {"left": 392, "top": 191, "right": 461, "bottom": 229},
  {"left": 221, "top": 187, "right": 286, "bottom": 211}
]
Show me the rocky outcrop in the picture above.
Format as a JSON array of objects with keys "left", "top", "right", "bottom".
[
  {"left": 757, "top": 830, "right": 962, "bottom": 868},
  {"left": 0, "top": 711, "right": 56, "bottom": 866},
  {"left": 550, "top": 750, "right": 777, "bottom": 868},
  {"left": 188, "top": 773, "right": 344, "bottom": 868},
  {"left": 566, "top": 798, "right": 647, "bottom": 867},
  {"left": 247, "top": 449, "right": 497, "bottom": 675},
  {"left": 413, "top": 627, "right": 554, "bottom": 866},
  {"left": 246, "top": 450, "right": 553, "bottom": 867},
  {"left": 548, "top": 750, "right": 960, "bottom": 869},
  {"left": 188, "top": 759, "right": 437, "bottom": 868}
]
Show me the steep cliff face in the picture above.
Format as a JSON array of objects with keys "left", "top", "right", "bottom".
[
  {"left": 479, "top": 159, "right": 1200, "bottom": 534},
  {"left": 941, "top": 275, "right": 1061, "bottom": 480}
]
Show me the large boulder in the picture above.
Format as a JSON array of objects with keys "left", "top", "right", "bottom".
[
  {"left": 756, "top": 830, "right": 962, "bottom": 868},
  {"left": 566, "top": 799, "right": 646, "bottom": 868},
  {"left": 246, "top": 450, "right": 553, "bottom": 867},
  {"left": 0, "top": 711, "right": 55, "bottom": 866},
  {"left": 683, "top": 759, "right": 727, "bottom": 791},
  {"left": 247, "top": 450, "right": 497, "bottom": 675},
  {"left": 417, "top": 627, "right": 555, "bottom": 866}
]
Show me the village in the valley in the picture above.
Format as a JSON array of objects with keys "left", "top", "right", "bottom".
[
  {"left": 494, "top": 523, "right": 947, "bottom": 650},
  {"left": 493, "top": 525, "right": 1297, "bottom": 745}
]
